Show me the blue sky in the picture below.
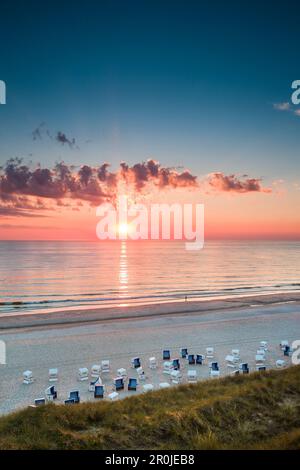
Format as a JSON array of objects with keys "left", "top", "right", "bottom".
[{"left": 0, "top": 0, "right": 299, "bottom": 181}]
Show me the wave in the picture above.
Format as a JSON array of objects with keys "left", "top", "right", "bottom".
[{"left": 1, "top": 282, "right": 300, "bottom": 313}]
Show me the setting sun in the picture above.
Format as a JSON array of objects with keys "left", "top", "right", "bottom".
[{"left": 118, "top": 223, "right": 129, "bottom": 236}]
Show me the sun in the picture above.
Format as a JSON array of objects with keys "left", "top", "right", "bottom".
[{"left": 118, "top": 223, "right": 129, "bottom": 236}]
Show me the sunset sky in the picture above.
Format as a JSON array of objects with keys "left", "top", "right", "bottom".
[{"left": 0, "top": 1, "right": 300, "bottom": 240}]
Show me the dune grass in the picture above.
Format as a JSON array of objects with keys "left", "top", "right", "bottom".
[{"left": 0, "top": 365, "right": 300, "bottom": 450}]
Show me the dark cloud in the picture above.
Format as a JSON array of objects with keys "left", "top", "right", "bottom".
[
  {"left": 56, "top": 131, "right": 77, "bottom": 149},
  {"left": 0, "top": 158, "right": 271, "bottom": 217},
  {"left": 207, "top": 172, "right": 272, "bottom": 193}
]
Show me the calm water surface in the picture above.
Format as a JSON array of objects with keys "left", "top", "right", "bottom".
[{"left": 0, "top": 240, "right": 299, "bottom": 314}]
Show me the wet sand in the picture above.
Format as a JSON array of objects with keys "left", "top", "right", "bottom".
[{"left": 0, "top": 291, "right": 300, "bottom": 330}]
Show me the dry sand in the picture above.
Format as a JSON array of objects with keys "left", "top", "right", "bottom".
[{"left": 0, "top": 293, "right": 299, "bottom": 415}]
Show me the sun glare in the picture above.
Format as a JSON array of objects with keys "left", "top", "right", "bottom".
[{"left": 118, "top": 223, "right": 129, "bottom": 236}]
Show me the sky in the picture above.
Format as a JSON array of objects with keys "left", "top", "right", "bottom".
[{"left": 0, "top": 0, "right": 300, "bottom": 240}]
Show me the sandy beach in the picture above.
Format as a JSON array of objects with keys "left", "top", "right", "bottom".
[{"left": 0, "top": 292, "right": 299, "bottom": 415}]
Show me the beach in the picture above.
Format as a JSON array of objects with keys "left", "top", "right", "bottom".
[{"left": 0, "top": 292, "right": 299, "bottom": 415}]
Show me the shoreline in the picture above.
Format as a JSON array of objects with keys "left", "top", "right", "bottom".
[{"left": 1, "top": 291, "right": 300, "bottom": 331}]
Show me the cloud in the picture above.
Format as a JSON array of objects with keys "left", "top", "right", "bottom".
[
  {"left": 0, "top": 158, "right": 271, "bottom": 216},
  {"left": 32, "top": 123, "right": 79, "bottom": 149},
  {"left": 273, "top": 102, "right": 300, "bottom": 117},
  {"left": 207, "top": 172, "right": 272, "bottom": 193},
  {"left": 273, "top": 102, "right": 291, "bottom": 111},
  {"left": 56, "top": 131, "right": 77, "bottom": 149}
]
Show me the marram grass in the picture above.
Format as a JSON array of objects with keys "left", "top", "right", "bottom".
[{"left": 0, "top": 366, "right": 300, "bottom": 450}]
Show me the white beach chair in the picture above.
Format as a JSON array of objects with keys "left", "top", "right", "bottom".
[
  {"left": 78, "top": 367, "right": 89, "bottom": 381},
  {"left": 260, "top": 341, "right": 268, "bottom": 351},
  {"left": 255, "top": 354, "right": 265, "bottom": 367},
  {"left": 163, "top": 361, "right": 174, "bottom": 375},
  {"left": 89, "top": 377, "right": 102, "bottom": 392},
  {"left": 256, "top": 349, "right": 266, "bottom": 357},
  {"left": 276, "top": 359, "right": 286, "bottom": 368},
  {"left": 210, "top": 370, "right": 220, "bottom": 378},
  {"left": 49, "top": 368, "right": 58, "bottom": 382},
  {"left": 143, "top": 384, "right": 154, "bottom": 393},
  {"left": 209, "top": 362, "right": 220, "bottom": 377},
  {"left": 187, "top": 370, "right": 197, "bottom": 383},
  {"left": 108, "top": 391, "right": 119, "bottom": 401},
  {"left": 136, "top": 366, "right": 146, "bottom": 381},
  {"left": 101, "top": 360, "right": 110, "bottom": 373},
  {"left": 23, "top": 370, "right": 34, "bottom": 384},
  {"left": 91, "top": 364, "right": 101, "bottom": 378},
  {"left": 117, "top": 367, "right": 127, "bottom": 380},
  {"left": 225, "top": 354, "right": 238, "bottom": 368},
  {"left": 206, "top": 347, "right": 214, "bottom": 358},
  {"left": 149, "top": 357, "right": 157, "bottom": 369},
  {"left": 170, "top": 369, "right": 182, "bottom": 384},
  {"left": 159, "top": 382, "right": 171, "bottom": 389},
  {"left": 231, "top": 349, "right": 240, "bottom": 360}
]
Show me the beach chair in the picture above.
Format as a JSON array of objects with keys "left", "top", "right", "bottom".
[
  {"left": 163, "top": 350, "right": 171, "bottom": 360},
  {"left": 101, "top": 360, "right": 110, "bottom": 373},
  {"left": 45, "top": 385, "right": 57, "bottom": 401},
  {"left": 159, "top": 382, "right": 171, "bottom": 389},
  {"left": 117, "top": 367, "right": 127, "bottom": 379},
  {"left": 89, "top": 377, "right": 102, "bottom": 392},
  {"left": 255, "top": 354, "right": 265, "bottom": 367},
  {"left": 231, "top": 349, "right": 240, "bottom": 360},
  {"left": 94, "top": 385, "right": 105, "bottom": 399},
  {"left": 181, "top": 348, "right": 188, "bottom": 358},
  {"left": 48, "top": 368, "right": 58, "bottom": 382},
  {"left": 188, "top": 354, "right": 195, "bottom": 365},
  {"left": 143, "top": 384, "right": 154, "bottom": 392},
  {"left": 210, "top": 369, "right": 220, "bottom": 378},
  {"left": 172, "top": 358, "right": 180, "bottom": 370},
  {"left": 131, "top": 357, "right": 141, "bottom": 369},
  {"left": 136, "top": 366, "right": 146, "bottom": 381},
  {"left": 225, "top": 355, "right": 237, "bottom": 368},
  {"left": 256, "top": 365, "right": 266, "bottom": 372},
  {"left": 149, "top": 357, "right": 157, "bottom": 369},
  {"left": 170, "top": 369, "right": 182, "bottom": 384},
  {"left": 280, "top": 340, "right": 289, "bottom": 350},
  {"left": 276, "top": 359, "right": 286, "bottom": 368},
  {"left": 91, "top": 364, "right": 101, "bottom": 378},
  {"left": 23, "top": 370, "right": 34, "bottom": 384},
  {"left": 64, "top": 399, "right": 75, "bottom": 405},
  {"left": 256, "top": 349, "right": 266, "bottom": 357},
  {"left": 163, "top": 361, "right": 174, "bottom": 374},
  {"left": 210, "top": 362, "right": 220, "bottom": 376},
  {"left": 231, "top": 369, "right": 240, "bottom": 376},
  {"left": 206, "top": 347, "right": 214, "bottom": 358},
  {"left": 114, "top": 377, "right": 124, "bottom": 391},
  {"left": 239, "top": 363, "right": 249, "bottom": 374},
  {"left": 128, "top": 378, "right": 138, "bottom": 391},
  {"left": 196, "top": 354, "right": 204, "bottom": 365},
  {"left": 260, "top": 341, "right": 268, "bottom": 351},
  {"left": 108, "top": 391, "right": 119, "bottom": 401},
  {"left": 187, "top": 370, "right": 197, "bottom": 383},
  {"left": 34, "top": 398, "right": 46, "bottom": 406},
  {"left": 78, "top": 367, "right": 89, "bottom": 381},
  {"left": 68, "top": 390, "right": 80, "bottom": 403}
]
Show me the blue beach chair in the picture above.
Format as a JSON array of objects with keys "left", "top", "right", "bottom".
[
  {"left": 163, "top": 350, "right": 171, "bottom": 360},
  {"left": 128, "top": 378, "right": 138, "bottom": 391}
]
